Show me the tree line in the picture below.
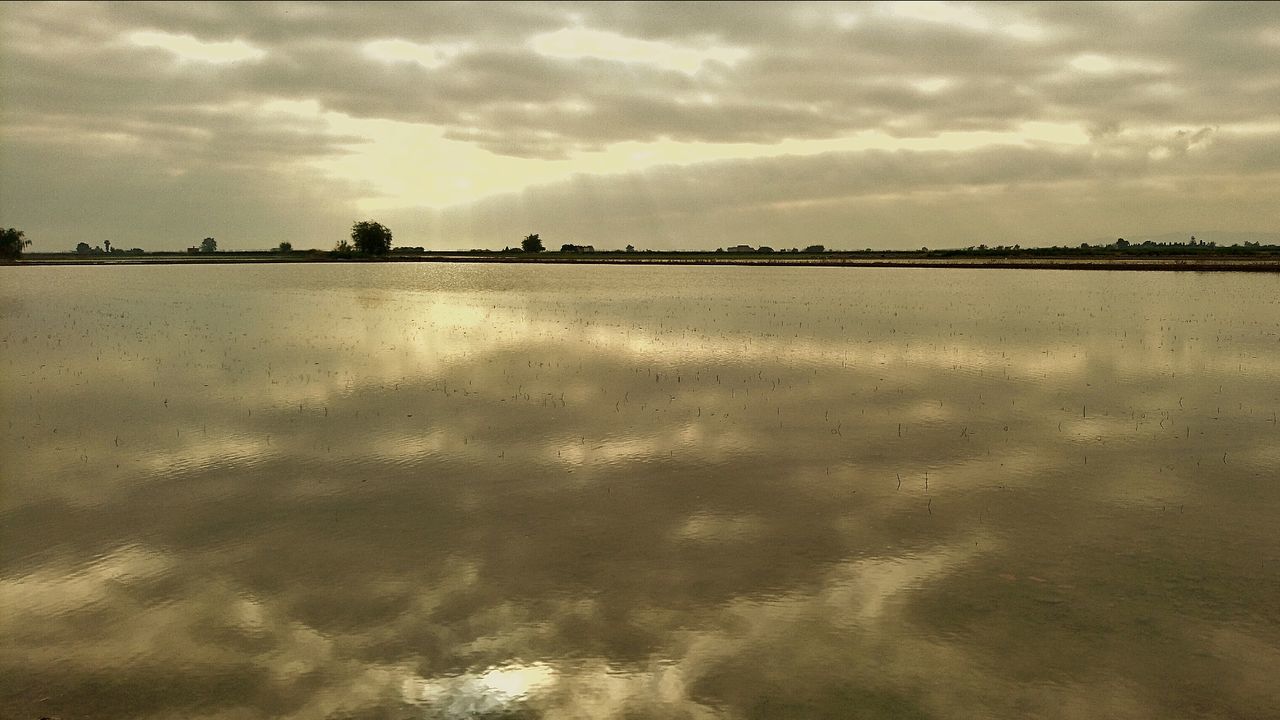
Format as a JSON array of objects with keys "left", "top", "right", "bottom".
[{"left": 3, "top": 222, "right": 1277, "bottom": 261}]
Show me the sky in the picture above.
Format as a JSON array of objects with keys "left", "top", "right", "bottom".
[{"left": 1, "top": 1, "right": 1278, "bottom": 252}]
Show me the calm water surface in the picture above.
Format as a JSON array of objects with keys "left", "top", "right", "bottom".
[{"left": 2, "top": 264, "right": 1278, "bottom": 719}]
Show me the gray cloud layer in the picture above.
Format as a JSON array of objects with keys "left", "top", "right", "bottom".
[
  {"left": 387, "top": 132, "right": 1280, "bottom": 250},
  {"left": 1, "top": 1, "right": 1278, "bottom": 250}
]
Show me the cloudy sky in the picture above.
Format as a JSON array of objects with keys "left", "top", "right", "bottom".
[{"left": 1, "top": 1, "right": 1277, "bottom": 252}]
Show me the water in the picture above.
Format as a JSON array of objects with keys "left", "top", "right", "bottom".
[{"left": 2, "top": 263, "right": 1278, "bottom": 719}]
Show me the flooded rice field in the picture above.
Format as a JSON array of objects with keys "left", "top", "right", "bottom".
[{"left": 2, "top": 263, "right": 1279, "bottom": 719}]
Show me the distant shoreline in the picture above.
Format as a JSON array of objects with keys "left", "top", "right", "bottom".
[{"left": 8, "top": 252, "right": 1280, "bottom": 272}]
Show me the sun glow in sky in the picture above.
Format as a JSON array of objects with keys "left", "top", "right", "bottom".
[
  {"left": 312, "top": 110, "right": 1093, "bottom": 211},
  {"left": 1, "top": 1, "right": 1277, "bottom": 250}
]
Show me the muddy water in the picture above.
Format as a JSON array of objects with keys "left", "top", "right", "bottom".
[{"left": 2, "top": 263, "right": 1278, "bottom": 719}]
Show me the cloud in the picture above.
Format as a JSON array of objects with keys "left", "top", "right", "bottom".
[
  {"left": 0, "top": 137, "right": 361, "bottom": 250},
  {"left": 10, "top": 2, "right": 1280, "bottom": 142},
  {"left": 1, "top": 1, "right": 1278, "bottom": 250},
  {"left": 529, "top": 26, "right": 748, "bottom": 73},
  {"left": 379, "top": 129, "right": 1280, "bottom": 249},
  {"left": 127, "top": 30, "right": 267, "bottom": 64},
  {"left": 363, "top": 38, "right": 475, "bottom": 69}
]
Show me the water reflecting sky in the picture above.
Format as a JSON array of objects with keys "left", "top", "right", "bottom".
[{"left": 2, "top": 264, "right": 1279, "bottom": 719}]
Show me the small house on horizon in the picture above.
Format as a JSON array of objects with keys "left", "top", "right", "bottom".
[{"left": 726, "top": 244, "right": 754, "bottom": 253}]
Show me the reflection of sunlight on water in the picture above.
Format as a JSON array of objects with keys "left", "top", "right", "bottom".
[
  {"left": 550, "top": 424, "right": 754, "bottom": 469},
  {"left": 399, "top": 660, "right": 714, "bottom": 718},
  {"left": 406, "top": 662, "right": 557, "bottom": 716}
]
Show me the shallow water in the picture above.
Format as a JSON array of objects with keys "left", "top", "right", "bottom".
[{"left": 2, "top": 263, "right": 1278, "bottom": 719}]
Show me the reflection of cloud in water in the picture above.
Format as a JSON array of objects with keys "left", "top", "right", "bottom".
[
  {"left": 0, "top": 536, "right": 995, "bottom": 719},
  {"left": 0, "top": 544, "right": 173, "bottom": 622},
  {"left": 822, "top": 538, "right": 992, "bottom": 622},
  {"left": 3, "top": 265, "right": 1279, "bottom": 718},
  {"left": 675, "top": 512, "right": 767, "bottom": 544}
]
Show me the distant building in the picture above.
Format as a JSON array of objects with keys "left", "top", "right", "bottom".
[
  {"left": 559, "top": 244, "right": 595, "bottom": 252},
  {"left": 726, "top": 244, "right": 754, "bottom": 252}
]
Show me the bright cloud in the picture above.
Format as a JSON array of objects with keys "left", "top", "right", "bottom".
[
  {"left": 528, "top": 27, "right": 748, "bottom": 74},
  {"left": 127, "top": 30, "right": 265, "bottom": 64},
  {"left": 363, "top": 39, "right": 473, "bottom": 69},
  {"left": 1068, "top": 52, "right": 1172, "bottom": 75}
]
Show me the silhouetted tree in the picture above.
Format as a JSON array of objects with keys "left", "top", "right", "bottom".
[
  {"left": 625, "top": 244, "right": 635, "bottom": 252},
  {"left": 200, "top": 237, "right": 217, "bottom": 253},
  {"left": 278, "top": 241, "right": 293, "bottom": 253},
  {"left": 522, "top": 233, "right": 544, "bottom": 253},
  {"left": 76, "top": 241, "right": 93, "bottom": 255},
  {"left": 351, "top": 220, "right": 392, "bottom": 255},
  {"left": 104, "top": 239, "right": 112, "bottom": 253},
  {"left": 1115, "top": 238, "right": 1129, "bottom": 248},
  {"left": 1, "top": 227, "right": 30, "bottom": 259}
]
